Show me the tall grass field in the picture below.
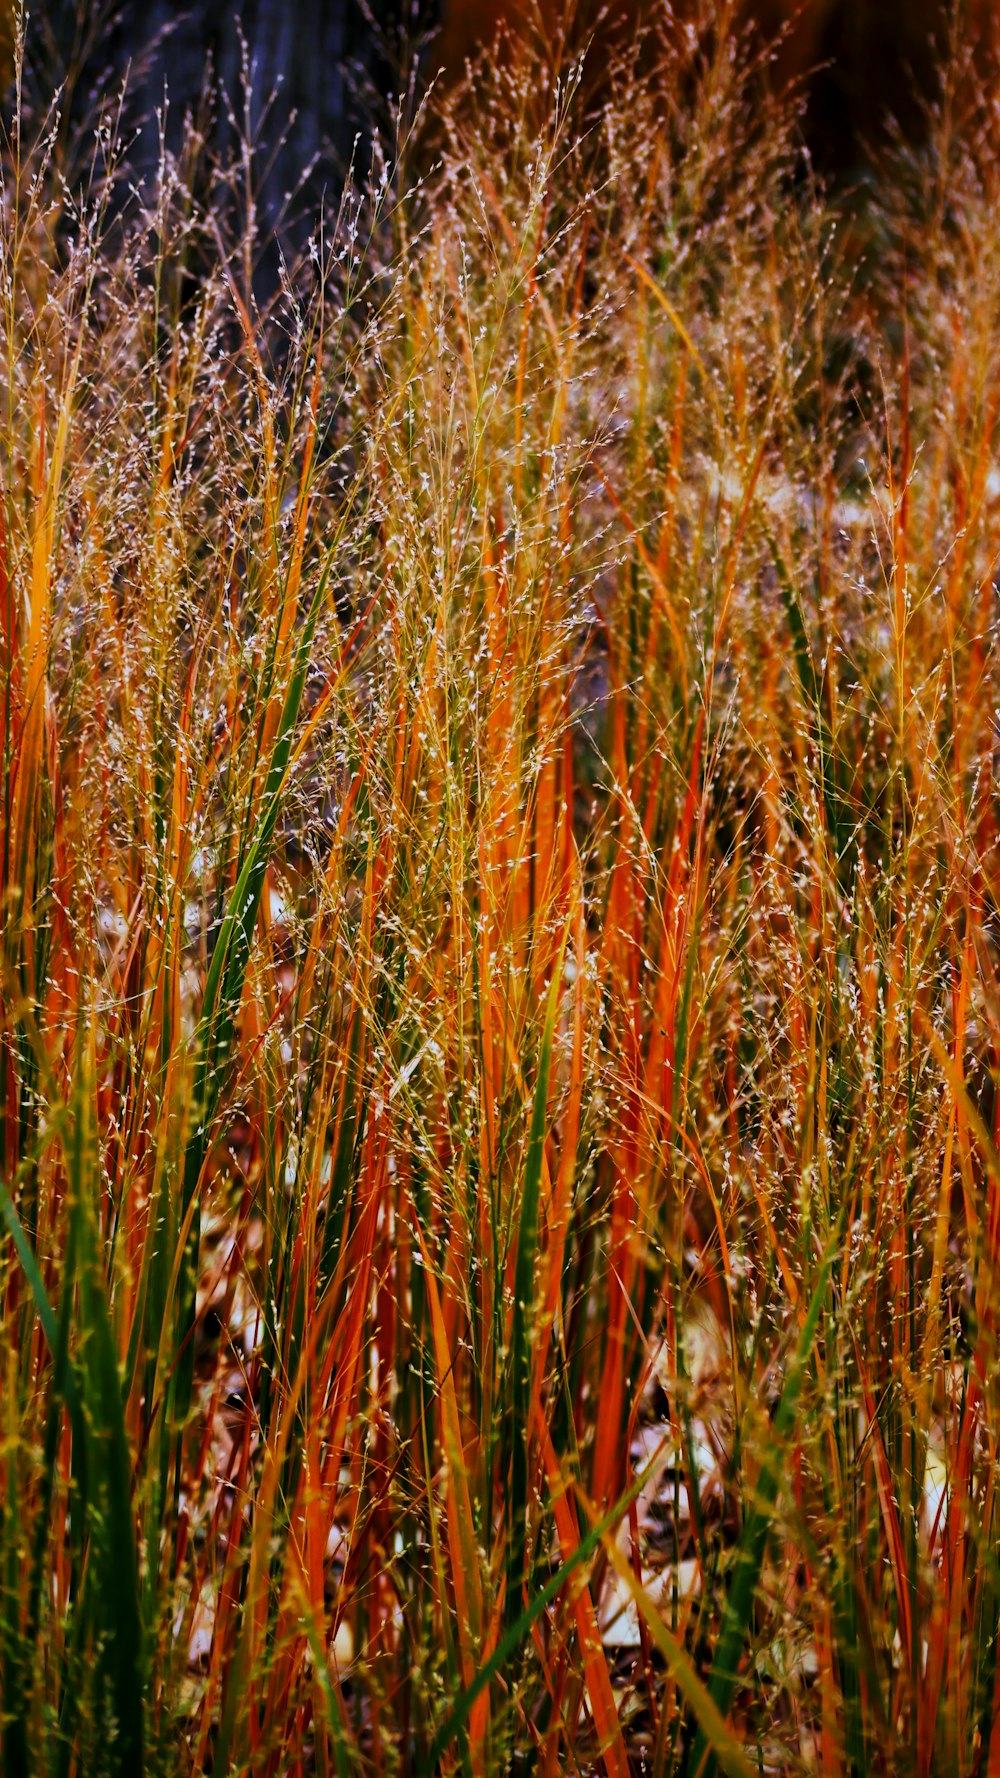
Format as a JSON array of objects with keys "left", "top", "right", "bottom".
[{"left": 2, "top": 4, "right": 1000, "bottom": 1772}]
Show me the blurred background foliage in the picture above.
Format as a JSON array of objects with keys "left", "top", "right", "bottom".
[{"left": 5, "top": 0, "right": 997, "bottom": 234}]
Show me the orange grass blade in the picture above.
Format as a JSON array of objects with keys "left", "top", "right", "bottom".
[{"left": 412, "top": 1218, "right": 485, "bottom": 1700}]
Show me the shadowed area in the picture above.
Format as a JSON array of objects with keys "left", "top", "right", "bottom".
[{"left": 19, "top": 0, "right": 999, "bottom": 207}]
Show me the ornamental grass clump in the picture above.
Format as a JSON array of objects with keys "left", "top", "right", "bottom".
[{"left": 2, "top": 5, "right": 1000, "bottom": 1774}]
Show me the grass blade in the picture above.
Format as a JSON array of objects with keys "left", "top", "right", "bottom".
[{"left": 687, "top": 1231, "right": 838, "bottom": 1778}]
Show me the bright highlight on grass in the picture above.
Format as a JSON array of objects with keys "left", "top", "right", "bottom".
[{"left": 2, "top": 4, "right": 1000, "bottom": 1773}]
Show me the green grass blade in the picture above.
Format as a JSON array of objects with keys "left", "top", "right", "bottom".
[
  {"left": 687, "top": 1230, "right": 838, "bottom": 1778},
  {"left": 600, "top": 1536, "right": 755, "bottom": 1778},
  {"left": 173, "top": 562, "right": 333, "bottom": 1427},
  {"left": 69, "top": 1033, "right": 145, "bottom": 1774},
  {"left": 1, "top": 1157, "right": 88, "bottom": 1775},
  {"left": 421, "top": 1448, "right": 653, "bottom": 1777},
  {"left": 0, "top": 1174, "right": 74, "bottom": 1409}
]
